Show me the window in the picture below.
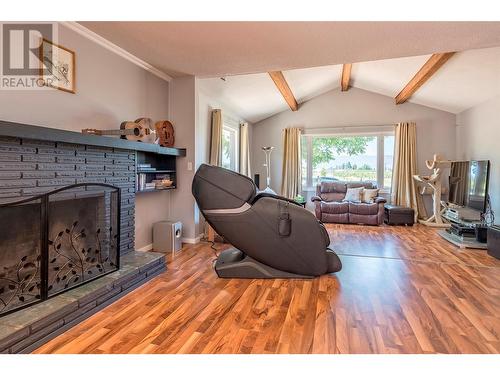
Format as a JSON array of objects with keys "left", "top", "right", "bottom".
[
  {"left": 302, "top": 132, "right": 395, "bottom": 191},
  {"left": 221, "top": 123, "right": 239, "bottom": 172}
]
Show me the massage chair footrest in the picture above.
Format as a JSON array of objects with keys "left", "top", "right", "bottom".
[{"left": 214, "top": 248, "right": 314, "bottom": 279}]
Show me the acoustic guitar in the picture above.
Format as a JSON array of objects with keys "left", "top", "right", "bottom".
[{"left": 82, "top": 118, "right": 157, "bottom": 144}]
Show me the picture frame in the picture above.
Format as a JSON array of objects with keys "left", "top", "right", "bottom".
[{"left": 39, "top": 38, "right": 76, "bottom": 94}]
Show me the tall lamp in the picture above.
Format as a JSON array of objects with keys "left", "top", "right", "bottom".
[{"left": 261, "top": 146, "right": 276, "bottom": 194}]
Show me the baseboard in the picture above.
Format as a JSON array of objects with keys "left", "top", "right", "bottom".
[
  {"left": 181, "top": 235, "right": 203, "bottom": 244},
  {"left": 136, "top": 243, "right": 153, "bottom": 252}
]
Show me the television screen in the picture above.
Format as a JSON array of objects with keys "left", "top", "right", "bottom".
[{"left": 448, "top": 160, "right": 490, "bottom": 212}]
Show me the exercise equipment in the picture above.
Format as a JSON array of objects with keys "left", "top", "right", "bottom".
[{"left": 192, "top": 164, "right": 342, "bottom": 278}]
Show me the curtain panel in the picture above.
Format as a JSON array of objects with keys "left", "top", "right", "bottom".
[
  {"left": 239, "top": 122, "right": 251, "bottom": 177},
  {"left": 391, "top": 122, "right": 424, "bottom": 219},
  {"left": 209, "top": 109, "right": 222, "bottom": 166},
  {"left": 281, "top": 127, "right": 302, "bottom": 199}
]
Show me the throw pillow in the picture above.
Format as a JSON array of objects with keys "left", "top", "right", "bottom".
[
  {"left": 362, "top": 188, "right": 379, "bottom": 203},
  {"left": 343, "top": 187, "right": 364, "bottom": 203}
]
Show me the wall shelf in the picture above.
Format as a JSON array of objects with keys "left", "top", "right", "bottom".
[
  {"left": 136, "top": 151, "right": 179, "bottom": 193},
  {"left": 136, "top": 186, "right": 176, "bottom": 194},
  {"left": 137, "top": 170, "right": 176, "bottom": 174},
  {"left": 0, "top": 120, "right": 186, "bottom": 156}
]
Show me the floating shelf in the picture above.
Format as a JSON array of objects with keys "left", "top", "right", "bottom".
[
  {"left": 0, "top": 120, "right": 186, "bottom": 156},
  {"left": 136, "top": 186, "right": 176, "bottom": 194},
  {"left": 137, "top": 170, "right": 176, "bottom": 174},
  {"left": 136, "top": 151, "right": 179, "bottom": 193}
]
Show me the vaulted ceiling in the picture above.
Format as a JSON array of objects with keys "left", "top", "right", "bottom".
[
  {"left": 77, "top": 22, "right": 500, "bottom": 123},
  {"left": 198, "top": 46, "right": 500, "bottom": 123}
]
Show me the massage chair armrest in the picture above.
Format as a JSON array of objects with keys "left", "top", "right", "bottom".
[
  {"left": 253, "top": 192, "right": 302, "bottom": 207},
  {"left": 311, "top": 195, "right": 322, "bottom": 202},
  {"left": 374, "top": 197, "right": 387, "bottom": 204}
]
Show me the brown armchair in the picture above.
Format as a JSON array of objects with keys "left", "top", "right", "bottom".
[{"left": 311, "top": 181, "right": 386, "bottom": 225}]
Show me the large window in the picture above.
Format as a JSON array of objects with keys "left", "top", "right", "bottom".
[
  {"left": 302, "top": 132, "right": 395, "bottom": 191},
  {"left": 221, "top": 123, "right": 239, "bottom": 172}
]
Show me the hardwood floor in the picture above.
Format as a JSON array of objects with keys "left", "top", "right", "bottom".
[{"left": 35, "top": 224, "right": 500, "bottom": 354}]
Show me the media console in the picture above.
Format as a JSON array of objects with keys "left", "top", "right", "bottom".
[{"left": 438, "top": 210, "right": 487, "bottom": 249}]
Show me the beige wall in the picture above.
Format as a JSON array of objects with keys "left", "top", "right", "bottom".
[
  {"left": 252, "top": 87, "right": 457, "bottom": 209},
  {"left": 456, "top": 95, "right": 500, "bottom": 221},
  {"left": 195, "top": 88, "right": 253, "bottom": 236},
  {"left": 197, "top": 89, "right": 253, "bottom": 169},
  {"left": 0, "top": 22, "right": 173, "bottom": 250},
  {"left": 169, "top": 76, "right": 199, "bottom": 240}
]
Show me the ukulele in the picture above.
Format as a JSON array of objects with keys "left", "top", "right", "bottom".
[
  {"left": 155, "top": 120, "right": 175, "bottom": 147},
  {"left": 82, "top": 118, "right": 157, "bottom": 143}
]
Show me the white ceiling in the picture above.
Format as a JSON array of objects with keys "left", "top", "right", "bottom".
[
  {"left": 199, "top": 73, "right": 289, "bottom": 123},
  {"left": 198, "top": 46, "right": 500, "bottom": 123},
  {"left": 79, "top": 22, "right": 500, "bottom": 78}
]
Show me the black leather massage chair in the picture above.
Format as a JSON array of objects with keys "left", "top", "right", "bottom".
[{"left": 192, "top": 164, "right": 342, "bottom": 278}]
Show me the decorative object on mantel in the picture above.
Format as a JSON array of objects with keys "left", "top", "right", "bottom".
[
  {"left": 155, "top": 120, "right": 175, "bottom": 147},
  {"left": 39, "top": 38, "right": 76, "bottom": 94},
  {"left": 413, "top": 153, "right": 452, "bottom": 228},
  {"left": 82, "top": 117, "right": 157, "bottom": 143}
]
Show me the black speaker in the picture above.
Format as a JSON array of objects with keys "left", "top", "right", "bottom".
[
  {"left": 487, "top": 226, "right": 500, "bottom": 259},
  {"left": 254, "top": 174, "right": 260, "bottom": 189},
  {"left": 475, "top": 225, "right": 488, "bottom": 243}
]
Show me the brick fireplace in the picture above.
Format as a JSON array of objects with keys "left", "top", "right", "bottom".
[
  {"left": 0, "top": 136, "right": 136, "bottom": 253},
  {"left": 0, "top": 120, "right": 185, "bottom": 353},
  {"left": 0, "top": 183, "right": 120, "bottom": 317}
]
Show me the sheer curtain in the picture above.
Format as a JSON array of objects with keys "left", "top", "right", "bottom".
[
  {"left": 391, "top": 122, "right": 423, "bottom": 219},
  {"left": 281, "top": 127, "right": 302, "bottom": 199},
  {"left": 209, "top": 109, "right": 222, "bottom": 166},
  {"left": 239, "top": 122, "right": 251, "bottom": 177}
]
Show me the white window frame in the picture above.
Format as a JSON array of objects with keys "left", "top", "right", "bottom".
[{"left": 301, "top": 125, "right": 395, "bottom": 193}]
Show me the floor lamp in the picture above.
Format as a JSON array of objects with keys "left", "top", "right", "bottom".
[{"left": 261, "top": 146, "right": 276, "bottom": 194}]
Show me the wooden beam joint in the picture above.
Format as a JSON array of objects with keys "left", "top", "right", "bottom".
[
  {"left": 268, "top": 71, "right": 298, "bottom": 111},
  {"left": 341, "top": 64, "right": 352, "bottom": 91},
  {"left": 395, "top": 52, "right": 455, "bottom": 105}
]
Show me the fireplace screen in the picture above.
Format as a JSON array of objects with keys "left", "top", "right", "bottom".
[{"left": 0, "top": 183, "right": 120, "bottom": 317}]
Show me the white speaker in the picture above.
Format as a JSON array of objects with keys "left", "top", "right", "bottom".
[{"left": 153, "top": 221, "right": 182, "bottom": 253}]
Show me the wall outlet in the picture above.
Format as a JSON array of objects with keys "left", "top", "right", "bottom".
[{"left": 187, "top": 162, "right": 193, "bottom": 171}]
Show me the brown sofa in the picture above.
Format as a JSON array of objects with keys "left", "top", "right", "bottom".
[{"left": 311, "top": 181, "right": 386, "bottom": 225}]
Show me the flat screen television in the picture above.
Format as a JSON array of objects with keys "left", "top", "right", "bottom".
[{"left": 448, "top": 160, "right": 490, "bottom": 212}]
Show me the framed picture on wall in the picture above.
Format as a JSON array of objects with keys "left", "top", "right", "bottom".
[{"left": 39, "top": 38, "right": 76, "bottom": 94}]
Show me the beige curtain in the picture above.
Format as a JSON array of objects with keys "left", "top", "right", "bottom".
[
  {"left": 209, "top": 109, "right": 222, "bottom": 166},
  {"left": 239, "top": 122, "right": 251, "bottom": 177},
  {"left": 391, "top": 122, "right": 424, "bottom": 219},
  {"left": 281, "top": 127, "right": 302, "bottom": 199}
]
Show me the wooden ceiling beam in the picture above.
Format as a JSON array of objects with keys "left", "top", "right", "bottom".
[
  {"left": 268, "top": 71, "right": 298, "bottom": 111},
  {"left": 395, "top": 52, "right": 456, "bottom": 105},
  {"left": 341, "top": 63, "right": 352, "bottom": 91}
]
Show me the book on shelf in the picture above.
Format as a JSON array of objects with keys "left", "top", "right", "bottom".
[{"left": 137, "top": 173, "right": 147, "bottom": 191}]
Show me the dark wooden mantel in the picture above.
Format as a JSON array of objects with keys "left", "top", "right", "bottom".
[{"left": 0, "top": 120, "right": 186, "bottom": 157}]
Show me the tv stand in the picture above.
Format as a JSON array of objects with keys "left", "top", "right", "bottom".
[
  {"left": 437, "top": 230, "right": 487, "bottom": 249},
  {"left": 438, "top": 211, "right": 487, "bottom": 249}
]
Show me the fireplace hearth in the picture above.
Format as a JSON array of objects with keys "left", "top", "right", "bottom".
[{"left": 0, "top": 183, "right": 120, "bottom": 317}]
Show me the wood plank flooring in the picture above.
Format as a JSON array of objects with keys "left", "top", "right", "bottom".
[{"left": 35, "top": 224, "right": 500, "bottom": 354}]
